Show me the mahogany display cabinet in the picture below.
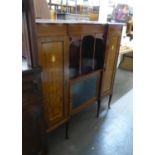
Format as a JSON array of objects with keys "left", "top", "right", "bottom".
[{"left": 35, "top": 20, "right": 123, "bottom": 135}]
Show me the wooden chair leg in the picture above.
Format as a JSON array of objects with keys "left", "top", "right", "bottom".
[
  {"left": 108, "top": 94, "right": 113, "bottom": 109},
  {"left": 65, "top": 121, "right": 69, "bottom": 139},
  {"left": 97, "top": 98, "right": 101, "bottom": 118}
]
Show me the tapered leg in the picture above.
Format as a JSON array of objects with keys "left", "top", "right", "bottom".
[
  {"left": 108, "top": 94, "right": 113, "bottom": 109},
  {"left": 65, "top": 121, "right": 69, "bottom": 139},
  {"left": 97, "top": 98, "right": 101, "bottom": 118}
]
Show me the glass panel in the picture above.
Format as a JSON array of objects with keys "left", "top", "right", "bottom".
[{"left": 71, "top": 74, "right": 97, "bottom": 108}]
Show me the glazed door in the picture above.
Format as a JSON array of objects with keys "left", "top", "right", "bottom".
[
  {"left": 101, "top": 26, "right": 122, "bottom": 96},
  {"left": 38, "top": 36, "right": 69, "bottom": 131}
]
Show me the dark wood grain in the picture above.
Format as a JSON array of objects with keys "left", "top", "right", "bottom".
[
  {"left": 22, "top": 1, "right": 47, "bottom": 154},
  {"left": 22, "top": 68, "right": 47, "bottom": 155}
]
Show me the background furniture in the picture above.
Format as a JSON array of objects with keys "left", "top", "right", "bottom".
[
  {"left": 57, "top": 13, "right": 89, "bottom": 20},
  {"left": 119, "top": 51, "right": 133, "bottom": 71},
  {"left": 22, "top": 0, "right": 47, "bottom": 154},
  {"left": 22, "top": 67, "right": 47, "bottom": 155},
  {"left": 22, "top": 0, "right": 39, "bottom": 68},
  {"left": 33, "top": 0, "right": 51, "bottom": 19},
  {"left": 118, "top": 27, "right": 133, "bottom": 71}
]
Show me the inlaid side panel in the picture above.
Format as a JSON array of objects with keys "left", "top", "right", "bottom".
[
  {"left": 38, "top": 38, "right": 65, "bottom": 128},
  {"left": 101, "top": 25, "right": 122, "bottom": 96},
  {"left": 102, "top": 35, "right": 119, "bottom": 93}
]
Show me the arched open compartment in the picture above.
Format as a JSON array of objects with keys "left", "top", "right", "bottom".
[
  {"left": 69, "top": 33, "right": 106, "bottom": 114},
  {"left": 81, "top": 35, "right": 95, "bottom": 74},
  {"left": 69, "top": 34, "right": 106, "bottom": 79}
]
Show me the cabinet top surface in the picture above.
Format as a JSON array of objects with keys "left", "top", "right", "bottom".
[{"left": 35, "top": 19, "right": 125, "bottom": 26}]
